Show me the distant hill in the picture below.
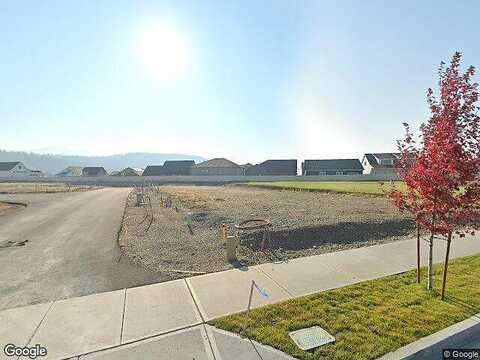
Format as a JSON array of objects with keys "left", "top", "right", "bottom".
[{"left": 0, "top": 150, "right": 206, "bottom": 175}]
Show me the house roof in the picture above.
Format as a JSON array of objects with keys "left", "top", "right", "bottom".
[
  {"left": 247, "top": 159, "right": 297, "bottom": 174},
  {"left": 82, "top": 167, "right": 107, "bottom": 176},
  {"left": 163, "top": 160, "right": 195, "bottom": 167},
  {"left": 142, "top": 166, "right": 163, "bottom": 176},
  {"left": 143, "top": 161, "right": 194, "bottom": 176},
  {"left": 57, "top": 166, "right": 83, "bottom": 176},
  {"left": 303, "top": 159, "right": 363, "bottom": 171},
  {"left": 372, "top": 153, "right": 399, "bottom": 160},
  {"left": 363, "top": 153, "right": 400, "bottom": 168},
  {"left": 0, "top": 161, "right": 20, "bottom": 171},
  {"left": 259, "top": 159, "right": 297, "bottom": 166},
  {"left": 114, "top": 167, "right": 142, "bottom": 176},
  {"left": 194, "top": 158, "right": 240, "bottom": 168}
]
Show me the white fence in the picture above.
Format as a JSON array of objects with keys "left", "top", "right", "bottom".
[{"left": 0, "top": 173, "right": 400, "bottom": 186}]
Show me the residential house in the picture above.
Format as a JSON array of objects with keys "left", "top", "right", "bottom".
[
  {"left": 302, "top": 159, "right": 364, "bottom": 175},
  {"left": 240, "top": 163, "right": 253, "bottom": 173},
  {"left": 112, "top": 167, "right": 143, "bottom": 176},
  {"left": 0, "top": 161, "right": 34, "bottom": 177},
  {"left": 30, "top": 170, "right": 44, "bottom": 177},
  {"left": 143, "top": 160, "right": 195, "bottom": 176},
  {"left": 361, "top": 153, "right": 400, "bottom": 175},
  {"left": 245, "top": 159, "right": 297, "bottom": 176},
  {"left": 82, "top": 167, "right": 107, "bottom": 177},
  {"left": 142, "top": 166, "right": 163, "bottom": 176},
  {"left": 57, "top": 166, "right": 83, "bottom": 177},
  {"left": 190, "top": 158, "right": 244, "bottom": 176},
  {"left": 162, "top": 160, "right": 195, "bottom": 175}
]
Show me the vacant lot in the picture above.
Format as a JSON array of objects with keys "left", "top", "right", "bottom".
[
  {"left": 246, "top": 181, "right": 406, "bottom": 195},
  {"left": 0, "top": 182, "right": 97, "bottom": 194},
  {"left": 122, "top": 185, "right": 413, "bottom": 278}
]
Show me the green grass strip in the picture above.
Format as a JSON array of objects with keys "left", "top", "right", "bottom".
[
  {"left": 245, "top": 181, "right": 406, "bottom": 196},
  {"left": 210, "top": 255, "right": 480, "bottom": 360}
]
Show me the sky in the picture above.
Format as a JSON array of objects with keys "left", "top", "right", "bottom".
[{"left": 1, "top": 1, "right": 479, "bottom": 163}]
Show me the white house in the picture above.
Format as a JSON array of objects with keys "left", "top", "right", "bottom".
[
  {"left": 361, "top": 153, "right": 400, "bottom": 175},
  {"left": 0, "top": 161, "right": 35, "bottom": 177}
]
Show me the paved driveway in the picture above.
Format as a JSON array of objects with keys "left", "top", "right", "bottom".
[{"left": 0, "top": 188, "right": 163, "bottom": 310}]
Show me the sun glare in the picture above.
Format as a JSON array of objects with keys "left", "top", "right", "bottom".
[{"left": 136, "top": 22, "right": 190, "bottom": 82}]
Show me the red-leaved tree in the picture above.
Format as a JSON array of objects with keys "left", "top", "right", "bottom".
[{"left": 388, "top": 52, "right": 480, "bottom": 299}]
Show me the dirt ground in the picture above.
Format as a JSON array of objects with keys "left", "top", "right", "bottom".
[
  {"left": 0, "top": 202, "right": 21, "bottom": 216},
  {"left": 122, "top": 185, "right": 414, "bottom": 280},
  {"left": 0, "top": 182, "right": 97, "bottom": 194}
]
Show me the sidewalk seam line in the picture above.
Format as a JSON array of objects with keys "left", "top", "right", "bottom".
[
  {"left": 25, "top": 301, "right": 55, "bottom": 347},
  {"left": 255, "top": 267, "right": 294, "bottom": 297},
  {"left": 202, "top": 324, "right": 218, "bottom": 360},
  {"left": 184, "top": 278, "right": 206, "bottom": 323},
  {"left": 119, "top": 288, "right": 127, "bottom": 344}
]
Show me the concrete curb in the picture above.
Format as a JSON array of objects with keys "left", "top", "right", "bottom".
[
  {"left": 378, "top": 314, "right": 480, "bottom": 359},
  {"left": 116, "top": 189, "right": 132, "bottom": 249}
]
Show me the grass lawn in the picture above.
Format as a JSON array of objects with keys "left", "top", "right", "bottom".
[
  {"left": 245, "top": 181, "right": 406, "bottom": 196},
  {"left": 210, "top": 255, "right": 480, "bottom": 360}
]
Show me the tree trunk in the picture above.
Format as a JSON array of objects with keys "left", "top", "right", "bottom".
[
  {"left": 441, "top": 232, "right": 452, "bottom": 300},
  {"left": 427, "top": 230, "right": 434, "bottom": 290},
  {"left": 427, "top": 213, "right": 436, "bottom": 291},
  {"left": 417, "top": 224, "right": 421, "bottom": 284}
]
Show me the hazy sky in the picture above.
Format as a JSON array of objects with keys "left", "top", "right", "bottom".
[{"left": 1, "top": 1, "right": 479, "bottom": 163}]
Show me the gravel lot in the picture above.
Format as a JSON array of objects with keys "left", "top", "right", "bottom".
[{"left": 122, "top": 185, "right": 414, "bottom": 280}]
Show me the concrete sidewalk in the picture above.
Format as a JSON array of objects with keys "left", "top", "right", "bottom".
[{"left": 1, "top": 235, "right": 479, "bottom": 360}]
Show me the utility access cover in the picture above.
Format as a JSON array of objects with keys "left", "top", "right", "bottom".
[{"left": 289, "top": 326, "right": 335, "bottom": 351}]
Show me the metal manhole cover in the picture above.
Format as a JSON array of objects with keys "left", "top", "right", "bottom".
[{"left": 289, "top": 326, "right": 335, "bottom": 351}]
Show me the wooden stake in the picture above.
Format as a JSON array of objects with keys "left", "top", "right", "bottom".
[
  {"left": 441, "top": 232, "right": 452, "bottom": 300},
  {"left": 247, "top": 280, "right": 254, "bottom": 311},
  {"left": 220, "top": 224, "right": 227, "bottom": 241}
]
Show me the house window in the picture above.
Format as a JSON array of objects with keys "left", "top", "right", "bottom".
[{"left": 379, "top": 159, "right": 394, "bottom": 165}]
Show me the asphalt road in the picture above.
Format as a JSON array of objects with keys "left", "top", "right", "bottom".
[{"left": 0, "top": 188, "right": 163, "bottom": 310}]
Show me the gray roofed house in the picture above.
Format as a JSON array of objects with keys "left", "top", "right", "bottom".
[
  {"left": 190, "top": 158, "right": 244, "bottom": 176},
  {"left": 142, "top": 160, "right": 195, "bottom": 176},
  {"left": 162, "top": 160, "right": 195, "bottom": 175},
  {"left": 0, "top": 161, "right": 34, "bottom": 177},
  {"left": 361, "top": 153, "right": 400, "bottom": 174},
  {"left": 30, "top": 170, "right": 44, "bottom": 177},
  {"left": 142, "top": 165, "right": 163, "bottom": 176},
  {"left": 112, "top": 167, "right": 143, "bottom": 176},
  {"left": 57, "top": 166, "right": 83, "bottom": 177},
  {"left": 245, "top": 159, "right": 298, "bottom": 176},
  {"left": 302, "top": 159, "right": 363, "bottom": 176},
  {"left": 82, "top": 167, "right": 107, "bottom": 177},
  {"left": 0, "top": 162, "right": 21, "bottom": 171}
]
